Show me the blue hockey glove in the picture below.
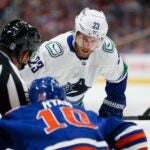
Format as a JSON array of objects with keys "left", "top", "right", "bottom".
[
  {"left": 99, "top": 98, "right": 126, "bottom": 119},
  {"left": 99, "top": 74, "right": 128, "bottom": 118}
]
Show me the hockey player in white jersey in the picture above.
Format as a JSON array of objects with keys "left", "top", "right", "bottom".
[{"left": 20, "top": 8, "right": 128, "bottom": 118}]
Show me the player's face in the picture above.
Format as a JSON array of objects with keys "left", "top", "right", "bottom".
[{"left": 75, "top": 32, "right": 101, "bottom": 58}]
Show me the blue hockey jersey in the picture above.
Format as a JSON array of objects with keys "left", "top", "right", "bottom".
[{"left": 0, "top": 99, "right": 148, "bottom": 150}]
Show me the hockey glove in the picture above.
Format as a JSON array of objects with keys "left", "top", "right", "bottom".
[
  {"left": 99, "top": 97, "right": 125, "bottom": 118},
  {"left": 61, "top": 78, "right": 90, "bottom": 107},
  {"left": 99, "top": 74, "right": 128, "bottom": 118},
  {"left": 62, "top": 78, "right": 89, "bottom": 97}
]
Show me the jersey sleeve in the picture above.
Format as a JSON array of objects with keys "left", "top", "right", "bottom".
[
  {"left": 0, "top": 123, "right": 12, "bottom": 149},
  {"left": 98, "top": 117, "right": 148, "bottom": 149},
  {"left": 100, "top": 37, "right": 128, "bottom": 83},
  {"left": 98, "top": 37, "right": 128, "bottom": 118},
  {"left": 0, "top": 136, "right": 7, "bottom": 149}
]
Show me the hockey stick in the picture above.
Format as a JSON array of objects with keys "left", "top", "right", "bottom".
[
  {"left": 143, "top": 108, "right": 150, "bottom": 116},
  {"left": 124, "top": 108, "right": 150, "bottom": 120},
  {"left": 123, "top": 116, "right": 150, "bottom": 120}
]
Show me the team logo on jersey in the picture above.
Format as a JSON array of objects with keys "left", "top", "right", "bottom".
[
  {"left": 46, "top": 41, "right": 64, "bottom": 57},
  {"left": 102, "top": 38, "right": 114, "bottom": 53}
]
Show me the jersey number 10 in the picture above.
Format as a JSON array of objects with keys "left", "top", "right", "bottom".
[{"left": 37, "top": 107, "right": 97, "bottom": 134}]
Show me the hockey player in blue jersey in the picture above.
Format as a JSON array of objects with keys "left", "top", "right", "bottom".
[{"left": 0, "top": 77, "right": 148, "bottom": 150}]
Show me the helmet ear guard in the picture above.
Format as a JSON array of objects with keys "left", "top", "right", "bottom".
[
  {"left": 9, "top": 42, "right": 16, "bottom": 51},
  {"left": 75, "top": 8, "right": 108, "bottom": 38}
]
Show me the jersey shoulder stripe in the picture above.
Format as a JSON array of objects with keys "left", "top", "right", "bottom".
[
  {"left": 45, "top": 138, "right": 108, "bottom": 149},
  {"left": 67, "top": 34, "right": 76, "bottom": 53}
]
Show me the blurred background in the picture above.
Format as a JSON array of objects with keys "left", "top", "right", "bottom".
[
  {"left": 0, "top": 0, "right": 150, "bottom": 53},
  {"left": 0, "top": 0, "right": 150, "bottom": 146}
]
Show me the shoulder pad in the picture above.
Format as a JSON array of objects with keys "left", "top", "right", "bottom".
[
  {"left": 45, "top": 41, "right": 64, "bottom": 58},
  {"left": 102, "top": 37, "right": 114, "bottom": 53}
]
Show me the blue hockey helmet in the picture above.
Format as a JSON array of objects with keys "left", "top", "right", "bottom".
[{"left": 29, "top": 77, "right": 65, "bottom": 103}]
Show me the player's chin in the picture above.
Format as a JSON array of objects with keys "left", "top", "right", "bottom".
[
  {"left": 80, "top": 52, "right": 91, "bottom": 58},
  {"left": 82, "top": 50, "right": 93, "bottom": 57}
]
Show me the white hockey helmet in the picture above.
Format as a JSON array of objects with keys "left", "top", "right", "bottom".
[{"left": 75, "top": 8, "right": 108, "bottom": 38}]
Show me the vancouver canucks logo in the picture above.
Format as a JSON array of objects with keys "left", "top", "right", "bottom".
[
  {"left": 102, "top": 37, "right": 114, "bottom": 53},
  {"left": 46, "top": 41, "right": 64, "bottom": 57}
]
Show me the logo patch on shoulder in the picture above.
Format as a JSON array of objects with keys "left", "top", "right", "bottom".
[
  {"left": 102, "top": 38, "right": 114, "bottom": 53},
  {"left": 45, "top": 41, "right": 64, "bottom": 57}
]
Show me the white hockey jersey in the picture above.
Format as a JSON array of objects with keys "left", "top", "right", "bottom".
[{"left": 20, "top": 31, "right": 127, "bottom": 103}]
